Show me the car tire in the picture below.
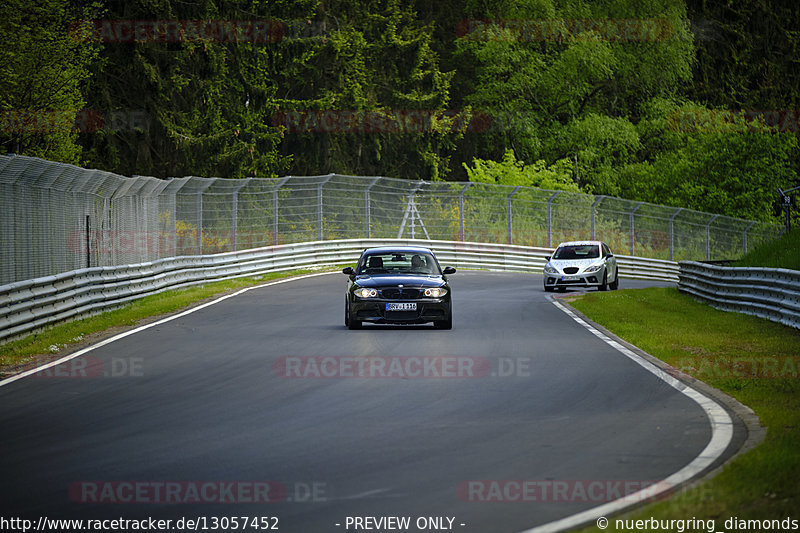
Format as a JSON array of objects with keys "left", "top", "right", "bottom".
[
  {"left": 434, "top": 312, "right": 452, "bottom": 330},
  {"left": 598, "top": 272, "right": 608, "bottom": 291},
  {"left": 557, "top": 286, "right": 567, "bottom": 292},
  {"left": 345, "top": 299, "right": 361, "bottom": 329},
  {"left": 610, "top": 272, "right": 619, "bottom": 290},
  {"left": 544, "top": 285, "right": 555, "bottom": 292}
]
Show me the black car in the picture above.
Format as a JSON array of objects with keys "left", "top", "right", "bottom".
[{"left": 343, "top": 246, "right": 456, "bottom": 329}]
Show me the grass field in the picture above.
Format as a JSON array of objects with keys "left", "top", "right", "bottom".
[
  {"left": 735, "top": 229, "right": 799, "bottom": 270},
  {"left": 569, "top": 287, "right": 800, "bottom": 531}
]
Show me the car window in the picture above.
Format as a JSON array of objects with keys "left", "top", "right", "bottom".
[
  {"left": 357, "top": 252, "right": 440, "bottom": 275},
  {"left": 553, "top": 245, "right": 600, "bottom": 260}
]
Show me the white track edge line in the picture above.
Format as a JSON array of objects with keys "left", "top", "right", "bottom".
[
  {"left": 0, "top": 272, "right": 336, "bottom": 388},
  {"left": 516, "top": 299, "right": 734, "bottom": 533}
]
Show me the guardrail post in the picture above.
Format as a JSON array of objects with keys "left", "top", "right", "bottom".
[
  {"left": 590, "top": 196, "right": 604, "bottom": 240},
  {"left": 459, "top": 183, "right": 472, "bottom": 241},
  {"left": 365, "top": 177, "right": 381, "bottom": 238},
  {"left": 507, "top": 186, "right": 520, "bottom": 244},
  {"left": 318, "top": 174, "right": 334, "bottom": 241},
  {"left": 706, "top": 214, "right": 719, "bottom": 261},
  {"left": 630, "top": 202, "right": 643, "bottom": 257},
  {"left": 547, "top": 192, "right": 561, "bottom": 247},
  {"left": 669, "top": 208, "right": 683, "bottom": 261},
  {"left": 273, "top": 177, "right": 291, "bottom": 246}
]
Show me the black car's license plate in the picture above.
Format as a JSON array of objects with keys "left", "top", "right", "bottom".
[{"left": 386, "top": 302, "right": 416, "bottom": 311}]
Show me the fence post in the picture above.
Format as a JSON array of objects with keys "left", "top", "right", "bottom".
[
  {"left": 365, "top": 177, "right": 381, "bottom": 238},
  {"left": 669, "top": 208, "right": 683, "bottom": 261},
  {"left": 507, "top": 186, "right": 520, "bottom": 245},
  {"left": 743, "top": 220, "right": 756, "bottom": 255},
  {"left": 706, "top": 214, "right": 719, "bottom": 260},
  {"left": 230, "top": 178, "right": 251, "bottom": 251},
  {"left": 547, "top": 192, "right": 561, "bottom": 247},
  {"left": 459, "top": 183, "right": 472, "bottom": 241},
  {"left": 317, "top": 174, "right": 334, "bottom": 241},
  {"left": 273, "top": 177, "right": 291, "bottom": 246},
  {"left": 630, "top": 202, "right": 643, "bottom": 256},
  {"left": 590, "top": 196, "right": 604, "bottom": 240},
  {"left": 195, "top": 179, "right": 215, "bottom": 255}
]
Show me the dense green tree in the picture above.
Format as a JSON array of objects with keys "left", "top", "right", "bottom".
[{"left": 0, "top": 0, "right": 102, "bottom": 163}]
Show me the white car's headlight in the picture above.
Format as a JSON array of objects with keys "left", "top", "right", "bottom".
[
  {"left": 583, "top": 265, "right": 603, "bottom": 273},
  {"left": 543, "top": 265, "right": 558, "bottom": 274},
  {"left": 355, "top": 287, "right": 378, "bottom": 298},
  {"left": 424, "top": 287, "right": 447, "bottom": 298}
]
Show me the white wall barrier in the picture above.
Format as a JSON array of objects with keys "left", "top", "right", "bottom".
[
  {"left": 0, "top": 239, "right": 679, "bottom": 342},
  {"left": 679, "top": 261, "right": 800, "bottom": 330}
]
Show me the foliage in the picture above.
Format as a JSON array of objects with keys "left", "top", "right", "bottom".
[
  {"left": 3, "top": 0, "right": 798, "bottom": 225},
  {"left": 0, "top": 0, "right": 102, "bottom": 163},
  {"left": 463, "top": 149, "right": 579, "bottom": 191}
]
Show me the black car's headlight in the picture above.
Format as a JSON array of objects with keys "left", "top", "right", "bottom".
[
  {"left": 355, "top": 287, "right": 378, "bottom": 298},
  {"left": 424, "top": 287, "right": 447, "bottom": 297},
  {"left": 543, "top": 265, "right": 558, "bottom": 274}
]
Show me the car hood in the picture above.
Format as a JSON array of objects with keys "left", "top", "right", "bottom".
[{"left": 354, "top": 275, "right": 446, "bottom": 288}]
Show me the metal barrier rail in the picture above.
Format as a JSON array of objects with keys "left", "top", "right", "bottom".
[
  {"left": 0, "top": 239, "right": 679, "bottom": 342},
  {"left": 678, "top": 261, "right": 800, "bottom": 330}
]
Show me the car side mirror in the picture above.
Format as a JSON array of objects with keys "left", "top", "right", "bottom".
[
  {"left": 442, "top": 266, "right": 456, "bottom": 275},
  {"left": 545, "top": 255, "right": 551, "bottom": 261},
  {"left": 342, "top": 267, "right": 355, "bottom": 275}
]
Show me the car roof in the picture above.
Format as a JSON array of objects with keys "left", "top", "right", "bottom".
[{"left": 361, "top": 246, "right": 435, "bottom": 255}]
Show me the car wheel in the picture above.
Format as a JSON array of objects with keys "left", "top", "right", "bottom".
[
  {"left": 557, "top": 286, "right": 567, "bottom": 292},
  {"left": 544, "top": 286, "right": 555, "bottom": 292},
  {"left": 610, "top": 272, "right": 619, "bottom": 290},
  {"left": 598, "top": 272, "right": 608, "bottom": 291},
  {"left": 345, "top": 299, "right": 361, "bottom": 329},
  {"left": 434, "top": 312, "right": 452, "bottom": 330}
]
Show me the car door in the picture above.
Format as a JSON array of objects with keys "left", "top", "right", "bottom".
[{"left": 602, "top": 243, "right": 617, "bottom": 280}]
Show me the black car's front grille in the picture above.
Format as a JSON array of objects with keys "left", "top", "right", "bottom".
[
  {"left": 384, "top": 310, "right": 419, "bottom": 320},
  {"left": 381, "top": 288, "right": 423, "bottom": 299},
  {"left": 563, "top": 267, "right": 579, "bottom": 275}
]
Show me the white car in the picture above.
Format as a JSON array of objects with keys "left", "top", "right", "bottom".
[{"left": 543, "top": 241, "right": 619, "bottom": 292}]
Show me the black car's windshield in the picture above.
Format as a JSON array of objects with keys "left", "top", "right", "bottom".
[
  {"left": 553, "top": 245, "right": 600, "bottom": 260},
  {"left": 357, "top": 252, "right": 440, "bottom": 275}
]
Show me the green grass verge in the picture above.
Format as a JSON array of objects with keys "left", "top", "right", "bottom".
[
  {"left": 0, "top": 267, "right": 343, "bottom": 375},
  {"left": 568, "top": 287, "right": 800, "bottom": 530},
  {"left": 734, "top": 229, "right": 799, "bottom": 270}
]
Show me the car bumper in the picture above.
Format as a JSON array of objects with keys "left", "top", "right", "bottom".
[
  {"left": 543, "top": 273, "right": 604, "bottom": 288},
  {"left": 350, "top": 298, "right": 450, "bottom": 324}
]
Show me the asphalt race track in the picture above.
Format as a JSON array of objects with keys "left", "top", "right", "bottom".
[{"left": 0, "top": 272, "right": 746, "bottom": 533}]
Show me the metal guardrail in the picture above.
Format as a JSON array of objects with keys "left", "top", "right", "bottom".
[
  {"left": 678, "top": 261, "right": 800, "bottom": 330},
  {"left": 0, "top": 239, "right": 678, "bottom": 342}
]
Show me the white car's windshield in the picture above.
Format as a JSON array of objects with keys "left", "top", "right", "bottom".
[{"left": 553, "top": 245, "right": 600, "bottom": 260}]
